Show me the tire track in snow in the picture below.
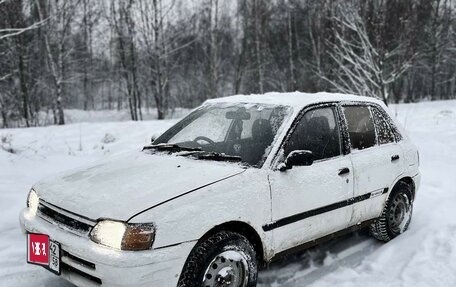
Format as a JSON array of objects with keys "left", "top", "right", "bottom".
[{"left": 259, "top": 231, "right": 381, "bottom": 286}]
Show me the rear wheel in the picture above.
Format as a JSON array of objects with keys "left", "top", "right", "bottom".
[
  {"left": 178, "top": 231, "right": 258, "bottom": 287},
  {"left": 370, "top": 182, "right": 413, "bottom": 242}
]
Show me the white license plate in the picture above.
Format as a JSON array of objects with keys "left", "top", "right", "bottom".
[
  {"left": 49, "top": 240, "right": 61, "bottom": 274},
  {"left": 27, "top": 233, "right": 61, "bottom": 275}
]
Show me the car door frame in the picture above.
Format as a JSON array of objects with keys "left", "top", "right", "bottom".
[
  {"left": 338, "top": 101, "right": 405, "bottom": 225},
  {"left": 265, "top": 101, "right": 357, "bottom": 254},
  {"left": 269, "top": 102, "right": 351, "bottom": 168}
]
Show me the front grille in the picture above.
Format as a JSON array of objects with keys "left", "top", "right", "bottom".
[
  {"left": 62, "top": 262, "right": 102, "bottom": 285},
  {"left": 37, "top": 200, "right": 96, "bottom": 235},
  {"left": 62, "top": 250, "right": 96, "bottom": 270}
]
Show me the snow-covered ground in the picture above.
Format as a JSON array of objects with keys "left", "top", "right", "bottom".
[{"left": 1, "top": 100, "right": 455, "bottom": 286}]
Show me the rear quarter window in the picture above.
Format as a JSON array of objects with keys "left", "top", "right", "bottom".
[
  {"left": 374, "top": 106, "right": 403, "bottom": 142},
  {"left": 372, "top": 107, "right": 395, "bottom": 144}
]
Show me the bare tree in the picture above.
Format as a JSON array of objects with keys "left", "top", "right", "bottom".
[
  {"left": 0, "top": 74, "right": 11, "bottom": 128},
  {"left": 36, "top": 0, "right": 81, "bottom": 125},
  {"left": 81, "top": 0, "right": 99, "bottom": 110},
  {"left": 138, "top": 0, "right": 195, "bottom": 119},
  {"left": 137, "top": 0, "right": 169, "bottom": 119},
  {"left": 287, "top": 9, "right": 296, "bottom": 90},
  {"left": 110, "top": 0, "right": 141, "bottom": 121},
  {"left": 207, "top": 0, "right": 219, "bottom": 98},
  {"left": 253, "top": 0, "right": 264, "bottom": 94},
  {"left": 321, "top": 3, "right": 413, "bottom": 104},
  {"left": 1, "top": 0, "right": 456, "bottom": 128}
]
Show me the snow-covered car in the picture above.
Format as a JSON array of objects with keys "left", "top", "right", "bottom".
[{"left": 19, "top": 92, "right": 420, "bottom": 287}]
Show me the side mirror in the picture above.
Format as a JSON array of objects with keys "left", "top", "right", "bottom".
[
  {"left": 151, "top": 136, "right": 157, "bottom": 143},
  {"left": 279, "top": 150, "right": 314, "bottom": 171}
]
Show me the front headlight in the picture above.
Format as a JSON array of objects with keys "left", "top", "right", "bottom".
[
  {"left": 27, "top": 189, "right": 39, "bottom": 215},
  {"left": 90, "top": 220, "right": 155, "bottom": 251}
]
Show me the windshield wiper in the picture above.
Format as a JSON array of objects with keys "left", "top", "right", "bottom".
[
  {"left": 143, "top": 143, "right": 201, "bottom": 153},
  {"left": 180, "top": 151, "right": 243, "bottom": 163},
  {"left": 144, "top": 145, "right": 243, "bottom": 164}
]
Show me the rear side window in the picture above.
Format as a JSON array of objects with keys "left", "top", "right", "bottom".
[
  {"left": 371, "top": 107, "right": 395, "bottom": 144},
  {"left": 284, "top": 106, "right": 341, "bottom": 161},
  {"left": 342, "top": 106, "right": 376, "bottom": 150}
]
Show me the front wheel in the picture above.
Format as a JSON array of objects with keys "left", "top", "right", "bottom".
[
  {"left": 370, "top": 182, "right": 413, "bottom": 242},
  {"left": 178, "top": 231, "right": 258, "bottom": 287}
]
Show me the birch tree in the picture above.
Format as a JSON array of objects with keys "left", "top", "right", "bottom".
[{"left": 36, "top": 0, "right": 81, "bottom": 125}]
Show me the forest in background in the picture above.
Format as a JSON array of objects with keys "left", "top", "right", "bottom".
[{"left": 1, "top": 0, "right": 455, "bottom": 128}]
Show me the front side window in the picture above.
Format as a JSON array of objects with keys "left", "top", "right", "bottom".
[
  {"left": 371, "top": 107, "right": 395, "bottom": 145},
  {"left": 153, "top": 103, "right": 291, "bottom": 166},
  {"left": 342, "top": 105, "right": 376, "bottom": 150},
  {"left": 284, "top": 106, "right": 341, "bottom": 161}
]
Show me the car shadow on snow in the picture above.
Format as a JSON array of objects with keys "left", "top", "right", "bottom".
[{"left": 258, "top": 229, "right": 383, "bottom": 287}]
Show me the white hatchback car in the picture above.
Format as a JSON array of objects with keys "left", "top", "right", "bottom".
[{"left": 20, "top": 92, "right": 420, "bottom": 287}]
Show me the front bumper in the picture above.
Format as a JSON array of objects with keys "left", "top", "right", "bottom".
[{"left": 19, "top": 208, "right": 196, "bottom": 287}]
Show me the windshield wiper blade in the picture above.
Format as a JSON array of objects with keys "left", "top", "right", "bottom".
[
  {"left": 182, "top": 151, "right": 242, "bottom": 163},
  {"left": 142, "top": 143, "right": 201, "bottom": 152}
]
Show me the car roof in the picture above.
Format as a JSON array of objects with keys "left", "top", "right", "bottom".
[{"left": 204, "top": 92, "right": 383, "bottom": 110}]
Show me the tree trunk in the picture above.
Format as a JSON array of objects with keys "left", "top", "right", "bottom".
[
  {"left": 56, "top": 96, "right": 65, "bottom": 125},
  {"left": 1, "top": 109, "right": 7, "bottom": 128},
  {"left": 83, "top": 0, "right": 89, "bottom": 110},
  {"left": 0, "top": 98, "right": 8, "bottom": 128},
  {"left": 56, "top": 28, "right": 65, "bottom": 125},
  {"left": 430, "top": 0, "right": 441, "bottom": 101},
  {"left": 287, "top": 11, "right": 296, "bottom": 91},
  {"left": 13, "top": 5, "right": 31, "bottom": 127},
  {"left": 253, "top": 0, "right": 264, "bottom": 94},
  {"left": 153, "top": 0, "right": 166, "bottom": 120},
  {"left": 36, "top": 0, "right": 65, "bottom": 125},
  {"left": 18, "top": 47, "right": 30, "bottom": 127},
  {"left": 208, "top": 0, "right": 219, "bottom": 98}
]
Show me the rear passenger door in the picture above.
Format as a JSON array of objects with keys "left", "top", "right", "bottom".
[{"left": 341, "top": 104, "right": 404, "bottom": 224}]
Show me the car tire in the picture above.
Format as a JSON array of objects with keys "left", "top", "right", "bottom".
[
  {"left": 370, "top": 182, "right": 413, "bottom": 242},
  {"left": 177, "top": 231, "right": 258, "bottom": 287}
]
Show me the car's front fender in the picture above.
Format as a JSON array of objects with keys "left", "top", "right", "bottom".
[{"left": 128, "top": 169, "right": 273, "bottom": 258}]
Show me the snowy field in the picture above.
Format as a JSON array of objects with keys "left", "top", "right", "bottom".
[{"left": 1, "top": 100, "right": 456, "bottom": 286}]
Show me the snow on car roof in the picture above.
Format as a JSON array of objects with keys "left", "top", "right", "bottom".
[{"left": 205, "top": 92, "right": 383, "bottom": 109}]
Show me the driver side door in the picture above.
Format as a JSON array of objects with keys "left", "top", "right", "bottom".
[{"left": 267, "top": 104, "right": 354, "bottom": 254}]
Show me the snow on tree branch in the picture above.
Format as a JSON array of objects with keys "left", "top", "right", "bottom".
[
  {"left": 321, "top": 3, "right": 413, "bottom": 104},
  {"left": 0, "top": 18, "right": 48, "bottom": 41}
]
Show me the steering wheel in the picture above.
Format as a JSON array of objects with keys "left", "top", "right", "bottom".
[{"left": 193, "top": 136, "right": 216, "bottom": 146}]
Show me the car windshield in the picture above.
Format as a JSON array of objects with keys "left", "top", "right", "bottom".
[{"left": 152, "top": 103, "right": 291, "bottom": 167}]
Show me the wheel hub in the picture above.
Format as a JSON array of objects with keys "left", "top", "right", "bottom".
[
  {"left": 215, "top": 267, "right": 234, "bottom": 285},
  {"left": 389, "top": 193, "right": 411, "bottom": 234},
  {"left": 202, "top": 251, "right": 249, "bottom": 287}
]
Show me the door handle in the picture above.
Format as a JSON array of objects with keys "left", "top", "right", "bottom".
[
  {"left": 338, "top": 167, "right": 350, "bottom": 176},
  {"left": 391, "top": 155, "right": 400, "bottom": 162}
]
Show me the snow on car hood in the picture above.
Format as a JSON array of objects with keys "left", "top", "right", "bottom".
[{"left": 33, "top": 151, "right": 245, "bottom": 221}]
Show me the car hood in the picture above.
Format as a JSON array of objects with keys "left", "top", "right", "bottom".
[{"left": 34, "top": 151, "right": 245, "bottom": 221}]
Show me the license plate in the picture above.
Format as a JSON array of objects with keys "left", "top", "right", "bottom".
[{"left": 27, "top": 233, "right": 61, "bottom": 275}]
